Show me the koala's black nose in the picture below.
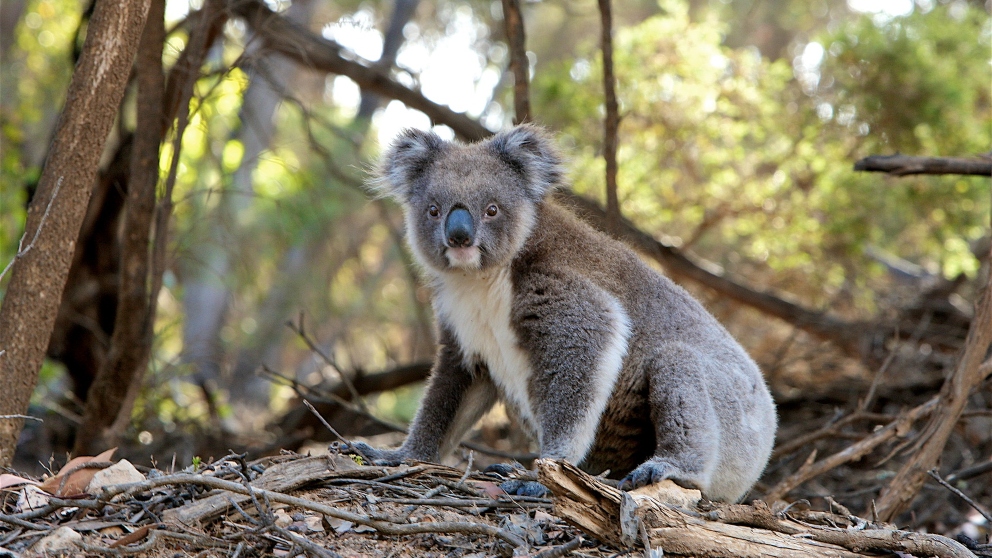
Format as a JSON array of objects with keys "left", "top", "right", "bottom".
[{"left": 445, "top": 207, "right": 475, "bottom": 247}]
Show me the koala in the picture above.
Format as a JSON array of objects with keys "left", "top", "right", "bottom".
[{"left": 356, "top": 124, "right": 777, "bottom": 502}]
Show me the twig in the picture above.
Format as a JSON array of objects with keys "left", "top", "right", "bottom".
[
  {"left": 0, "top": 414, "right": 43, "bottom": 422},
  {"left": 946, "top": 460, "right": 992, "bottom": 483},
  {"left": 381, "top": 496, "right": 549, "bottom": 509},
  {"left": 75, "top": 528, "right": 233, "bottom": 554},
  {"left": 763, "top": 398, "right": 938, "bottom": 503},
  {"left": 0, "top": 177, "right": 63, "bottom": 283},
  {"left": 534, "top": 536, "right": 583, "bottom": 558},
  {"left": 262, "top": 365, "right": 537, "bottom": 462},
  {"left": 270, "top": 524, "right": 342, "bottom": 558},
  {"left": 54, "top": 460, "right": 115, "bottom": 495},
  {"left": 95, "top": 472, "right": 527, "bottom": 547},
  {"left": 287, "top": 314, "right": 367, "bottom": 412},
  {"left": 771, "top": 411, "right": 892, "bottom": 460},
  {"left": 927, "top": 469, "right": 992, "bottom": 524},
  {"left": 854, "top": 154, "right": 992, "bottom": 176}
]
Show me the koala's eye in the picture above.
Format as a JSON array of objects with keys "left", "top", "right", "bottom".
[
  {"left": 428, "top": 205, "right": 440, "bottom": 217},
  {"left": 485, "top": 204, "right": 499, "bottom": 217}
]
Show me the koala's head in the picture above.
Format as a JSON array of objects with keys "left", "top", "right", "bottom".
[{"left": 375, "top": 125, "right": 563, "bottom": 273}]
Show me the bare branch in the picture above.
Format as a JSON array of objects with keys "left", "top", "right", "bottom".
[
  {"left": 230, "top": 0, "right": 491, "bottom": 141},
  {"left": 854, "top": 154, "right": 992, "bottom": 176},
  {"left": 763, "top": 397, "right": 938, "bottom": 503},
  {"left": 926, "top": 468, "right": 992, "bottom": 525},
  {"left": 500, "top": 0, "right": 530, "bottom": 123},
  {"left": 597, "top": 0, "right": 621, "bottom": 234},
  {"left": 875, "top": 252, "right": 992, "bottom": 521}
]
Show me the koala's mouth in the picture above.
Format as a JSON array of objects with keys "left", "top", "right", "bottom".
[{"left": 445, "top": 246, "right": 482, "bottom": 269}]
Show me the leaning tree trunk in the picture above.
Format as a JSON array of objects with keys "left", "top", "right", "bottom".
[
  {"left": 0, "top": 0, "right": 150, "bottom": 466},
  {"left": 72, "top": 0, "right": 165, "bottom": 455}
]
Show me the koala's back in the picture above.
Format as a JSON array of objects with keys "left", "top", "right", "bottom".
[{"left": 510, "top": 200, "right": 776, "bottom": 500}]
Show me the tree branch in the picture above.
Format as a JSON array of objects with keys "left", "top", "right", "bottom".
[
  {"left": 854, "top": 154, "right": 992, "bottom": 177},
  {"left": 874, "top": 246, "right": 992, "bottom": 522},
  {"left": 557, "top": 191, "right": 863, "bottom": 351},
  {"left": 229, "top": 0, "right": 491, "bottom": 142},
  {"left": 597, "top": 0, "right": 621, "bottom": 234},
  {"left": 500, "top": 0, "right": 530, "bottom": 124}
]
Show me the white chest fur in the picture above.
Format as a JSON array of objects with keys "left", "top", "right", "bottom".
[{"left": 433, "top": 268, "right": 538, "bottom": 433}]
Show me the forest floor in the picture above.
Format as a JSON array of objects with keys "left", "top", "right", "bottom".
[{"left": 1, "top": 444, "right": 988, "bottom": 557}]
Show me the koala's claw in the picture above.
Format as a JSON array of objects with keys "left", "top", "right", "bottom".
[
  {"left": 483, "top": 462, "right": 526, "bottom": 478},
  {"left": 332, "top": 441, "right": 405, "bottom": 466},
  {"left": 499, "top": 480, "right": 549, "bottom": 498},
  {"left": 618, "top": 461, "right": 676, "bottom": 491}
]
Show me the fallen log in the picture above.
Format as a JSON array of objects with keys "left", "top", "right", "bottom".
[{"left": 535, "top": 459, "right": 974, "bottom": 558}]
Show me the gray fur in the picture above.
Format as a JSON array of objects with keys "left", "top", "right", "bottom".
[{"left": 360, "top": 125, "right": 777, "bottom": 502}]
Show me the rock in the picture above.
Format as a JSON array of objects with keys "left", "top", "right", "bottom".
[
  {"left": 87, "top": 459, "right": 145, "bottom": 497},
  {"left": 29, "top": 526, "right": 81, "bottom": 554}
]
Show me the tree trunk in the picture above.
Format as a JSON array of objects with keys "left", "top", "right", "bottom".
[
  {"left": 73, "top": 0, "right": 165, "bottom": 455},
  {"left": 0, "top": 0, "right": 150, "bottom": 466}
]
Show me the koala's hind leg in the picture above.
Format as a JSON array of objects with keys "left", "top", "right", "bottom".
[{"left": 621, "top": 345, "right": 720, "bottom": 496}]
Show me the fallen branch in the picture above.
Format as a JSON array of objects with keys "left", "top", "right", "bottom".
[
  {"left": 107, "top": 457, "right": 528, "bottom": 548},
  {"left": 763, "top": 397, "right": 937, "bottom": 503},
  {"left": 536, "top": 459, "right": 974, "bottom": 558},
  {"left": 875, "top": 256, "right": 992, "bottom": 521},
  {"left": 854, "top": 154, "right": 992, "bottom": 176}
]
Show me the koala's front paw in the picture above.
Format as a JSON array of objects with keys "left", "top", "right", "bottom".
[
  {"left": 619, "top": 459, "right": 702, "bottom": 492},
  {"left": 498, "top": 480, "right": 549, "bottom": 498},
  {"left": 618, "top": 460, "right": 679, "bottom": 491},
  {"left": 332, "top": 441, "right": 406, "bottom": 466}
]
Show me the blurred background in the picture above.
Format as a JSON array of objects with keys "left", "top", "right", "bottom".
[{"left": 0, "top": 0, "right": 989, "bottom": 535}]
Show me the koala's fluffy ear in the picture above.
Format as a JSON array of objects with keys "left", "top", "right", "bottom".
[
  {"left": 374, "top": 128, "right": 446, "bottom": 201},
  {"left": 489, "top": 124, "right": 564, "bottom": 201}
]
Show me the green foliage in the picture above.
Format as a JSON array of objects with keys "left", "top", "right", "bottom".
[{"left": 532, "top": 0, "right": 990, "bottom": 314}]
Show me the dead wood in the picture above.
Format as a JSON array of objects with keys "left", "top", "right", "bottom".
[
  {"left": 536, "top": 459, "right": 976, "bottom": 558},
  {"left": 854, "top": 154, "right": 992, "bottom": 176},
  {"left": 874, "top": 257, "right": 992, "bottom": 522},
  {"left": 162, "top": 454, "right": 380, "bottom": 525},
  {"left": 762, "top": 397, "right": 937, "bottom": 503}
]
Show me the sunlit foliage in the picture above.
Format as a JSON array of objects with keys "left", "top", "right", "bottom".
[{"left": 532, "top": 0, "right": 989, "bottom": 315}]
